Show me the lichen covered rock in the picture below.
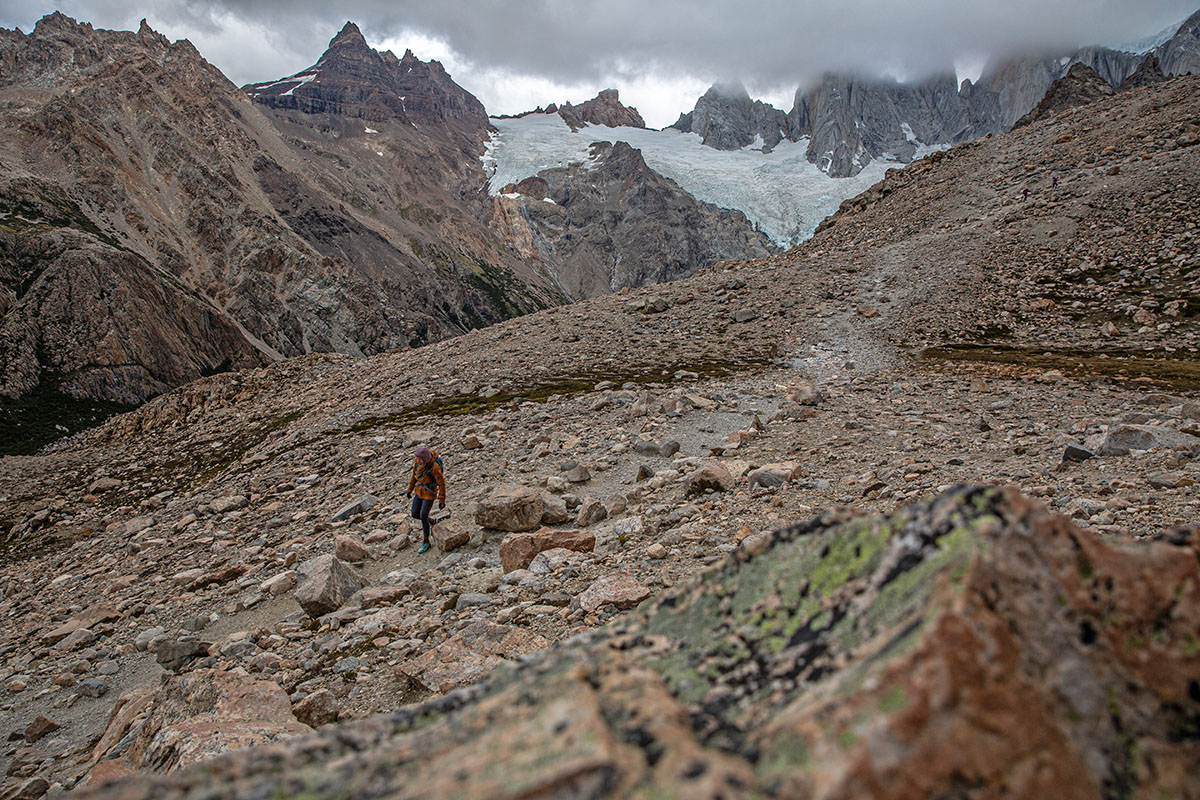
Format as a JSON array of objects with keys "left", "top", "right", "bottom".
[{"left": 73, "top": 487, "right": 1200, "bottom": 799}]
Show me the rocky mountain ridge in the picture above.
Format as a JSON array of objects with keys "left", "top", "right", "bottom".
[
  {"left": 0, "top": 71, "right": 1197, "bottom": 798},
  {"left": 491, "top": 141, "right": 775, "bottom": 299},
  {"left": 671, "top": 7, "right": 1200, "bottom": 176},
  {"left": 0, "top": 17, "right": 769, "bottom": 452}
]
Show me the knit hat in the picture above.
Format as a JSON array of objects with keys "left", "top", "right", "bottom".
[{"left": 414, "top": 445, "right": 433, "bottom": 462}]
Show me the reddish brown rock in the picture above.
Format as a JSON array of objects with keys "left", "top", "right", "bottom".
[
  {"left": 499, "top": 528, "right": 595, "bottom": 573},
  {"left": 577, "top": 573, "right": 651, "bottom": 612}
]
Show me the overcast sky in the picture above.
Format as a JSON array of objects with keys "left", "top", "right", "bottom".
[{"left": 2, "top": 1, "right": 1196, "bottom": 127}]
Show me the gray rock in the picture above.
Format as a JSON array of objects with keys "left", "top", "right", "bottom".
[
  {"left": 1090, "top": 424, "right": 1200, "bottom": 456},
  {"left": 658, "top": 440, "right": 681, "bottom": 458},
  {"left": 475, "top": 485, "right": 544, "bottom": 532},
  {"left": 455, "top": 593, "right": 493, "bottom": 610},
  {"left": 75, "top": 678, "right": 109, "bottom": 698},
  {"left": 1062, "top": 443, "right": 1097, "bottom": 462},
  {"left": 155, "top": 638, "right": 213, "bottom": 672},
  {"left": 632, "top": 438, "right": 660, "bottom": 456},
  {"left": 294, "top": 555, "right": 365, "bottom": 618},
  {"left": 332, "top": 494, "right": 378, "bottom": 522},
  {"left": 332, "top": 657, "right": 366, "bottom": 675}
]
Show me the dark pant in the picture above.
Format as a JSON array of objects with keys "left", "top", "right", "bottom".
[{"left": 411, "top": 495, "right": 435, "bottom": 540}]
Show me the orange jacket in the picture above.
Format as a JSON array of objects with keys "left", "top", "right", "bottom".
[{"left": 407, "top": 452, "right": 446, "bottom": 502}]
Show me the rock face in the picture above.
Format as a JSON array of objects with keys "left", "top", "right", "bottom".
[
  {"left": 0, "top": 15, "right": 563, "bottom": 417},
  {"left": 72, "top": 488, "right": 1200, "bottom": 798},
  {"left": 1013, "top": 63, "right": 1116, "bottom": 128},
  {"left": 672, "top": 9, "right": 1200, "bottom": 176},
  {"left": 491, "top": 141, "right": 774, "bottom": 299},
  {"left": 670, "top": 81, "right": 790, "bottom": 150},
  {"left": 557, "top": 89, "right": 646, "bottom": 130}
]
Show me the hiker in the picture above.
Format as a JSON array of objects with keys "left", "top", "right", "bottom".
[
  {"left": 1022, "top": 187, "right": 1029, "bottom": 200},
  {"left": 406, "top": 445, "right": 446, "bottom": 554}
]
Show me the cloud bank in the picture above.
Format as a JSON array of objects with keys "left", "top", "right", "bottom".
[{"left": 2, "top": 0, "right": 1195, "bottom": 126}]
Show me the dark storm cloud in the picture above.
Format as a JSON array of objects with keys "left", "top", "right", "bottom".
[{"left": 2, "top": 0, "right": 1196, "bottom": 124}]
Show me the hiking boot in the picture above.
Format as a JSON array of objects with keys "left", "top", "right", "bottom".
[{"left": 418, "top": 541, "right": 431, "bottom": 554}]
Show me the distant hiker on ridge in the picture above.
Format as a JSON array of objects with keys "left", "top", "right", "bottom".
[{"left": 406, "top": 445, "right": 446, "bottom": 554}]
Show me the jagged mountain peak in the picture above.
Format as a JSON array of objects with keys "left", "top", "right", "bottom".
[
  {"left": 31, "top": 10, "right": 89, "bottom": 34},
  {"left": 557, "top": 88, "right": 646, "bottom": 130},
  {"left": 330, "top": 20, "right": 366, "bottom": 48},
  {"left": 1013, "top": 62, "right": 1114, "bottom": 128},
  {"left": 243, "top": 23, "right": 486, "bottom": 128}
]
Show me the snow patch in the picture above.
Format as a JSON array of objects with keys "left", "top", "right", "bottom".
[
  {"left": 280, "top": 72, "right": 317, "bottom": 97},
  {"left": 485, "top": 114, "right": 914, "bottom": 248},
  {"left": 900, "top": 122, "right": 919, "bottom": 145},
  {"left": 365, "top": 127, "right": 378, "bottom": 135}
]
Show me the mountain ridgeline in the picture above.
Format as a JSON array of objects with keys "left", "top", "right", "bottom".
[
  {"left": 0, "top": 16, "right": 769, "bottom": 443},
  {"left": 671, "top": 8, "right": 1200, "bottom": 176}
]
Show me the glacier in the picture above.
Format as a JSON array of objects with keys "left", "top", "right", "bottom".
[{"left": 484, "top": 113, "right": 937, "bottom": 248}]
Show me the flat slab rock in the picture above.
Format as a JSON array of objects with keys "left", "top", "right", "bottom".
[{"left": 499, "top": 528, "right": 595, "bottom": 573}]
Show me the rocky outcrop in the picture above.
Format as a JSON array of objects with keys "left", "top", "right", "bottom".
[
  {"left": 557, "top": 89, "right": 646, "bottom": 130},
  {"left": 72, "top": 488, "right": 1200, "bottom": 799},
  {"left": 669, "top": 81, "right": 789, "bottom": 150},
  {"left": 1013, "top": 63, "right": 1115, "bottom": 128},
  {"left": 491, "top": 141, "right": 775, "bottom": 299},
  {"left": 1119, "top": 53, "right": 1169, "bottom": 91},
  {"left": 0, "top": 15, "right": 563, "bottom": 426},
  {"left": 1156, "top": 7, "right": 1200, "bottom": 77},
  {"left": 244, "top": 23, "right": 487, "bottom": 131},
  {"left": 673, "top": 8, "right": 1200, "bottom": 176}
]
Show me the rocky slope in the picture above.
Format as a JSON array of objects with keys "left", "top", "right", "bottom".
[
  {"left": 672, "top": 8, "right": 1200, "bottom": 176},
  {"left": 491, "top": 141, "right": 775, "bottom": 299},
  {"left": 72, "top": 487, "right": 1200, "bottom": 799},
  {"left": 0, "top": 70, "right": 1197, "bottom": 799}
]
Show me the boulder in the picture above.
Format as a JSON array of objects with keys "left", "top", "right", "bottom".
[
  {"left": 431, "top": 519, "right": 470, "bottom": 553},
  {"left": 747, "top": 462, "right": 802, "bottom": 489},
  {"left": 475, "top": 485, "right": 543, "bottom": 532},
  {"left": 293, "top": 555, "right": 364, "bottom": 618},
  {"left": 119, "top": 670, "right": 310, "bottom": 772},
  {"left": 334, "top": 534, "right": 370, "bottom": 562},
  {"left": 499, "top": 528, "right": 595, "bottom": 573},
  {"left": 292, "top": 689, "right": 339, "bottom": 728},
  {"left": 686, "top": 463, "right": 734, "bottom": 496},
  {"left": 1089, "top": 424, "right": 1200, "bottom": 456},
  {"left": 538, "top": 491, "right": 570, "bottom": 525},
  {"left": 259, "top": 570, "right": 297, "bottom": 596},
  {"left": 331, "top": 494, "right": 378, "bottom": 522},
  {"left": 577, "top": 573, "right": 651, "bottom": 612},
  {"left": 209, "top": 495, "right": 247, "bottom": 514},
  {"left": 575, "top": 497, "right": 608, "bottom": 527}
]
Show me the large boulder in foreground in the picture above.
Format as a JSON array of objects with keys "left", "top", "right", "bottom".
[
  {"left": 75, "top": 487, "right": 1200, "bottom": 799},
  {"left": 474, "top": 485, "right": 543, "bottom": 531},
  {"left": 91, "top": 670, "right": 310, "bottom": 774}
]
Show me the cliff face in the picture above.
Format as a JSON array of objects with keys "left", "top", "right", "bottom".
[
  {"left": 669, "top": 81, "right": 790, "bottom": 150},
  {"left": 491, "top": 141, "right": 775, "bottom": 300},
  {"left": 0, "top": 16, "right": 563, "bottom": 410}
]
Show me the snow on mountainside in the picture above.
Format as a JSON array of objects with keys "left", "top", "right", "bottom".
[{"left": 484, "top": 112, "right": 943, "bottom": 247}]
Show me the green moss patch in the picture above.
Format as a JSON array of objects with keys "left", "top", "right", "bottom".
[{"left": 922, "top": 344, "right": 1200, "bottom": 389}]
